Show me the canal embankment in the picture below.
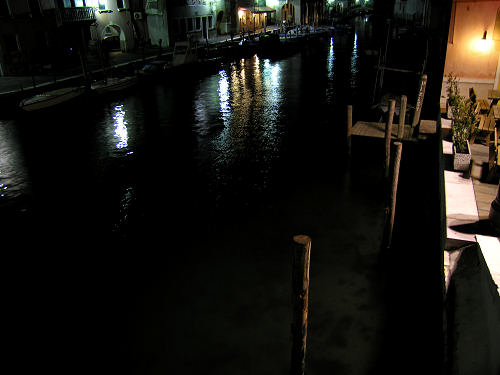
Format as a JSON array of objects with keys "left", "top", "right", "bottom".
[{"left": 0, "top": 25, "right": 331, "bottom": 116}]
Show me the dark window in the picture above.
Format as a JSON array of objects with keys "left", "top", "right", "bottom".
[
  {"left": 0, "top": 0, "right": 9, "bottom": 17},
  {"left": 4, "top": 34, "right": 18, "bottom": 53},
  {"left": 117, "top": 0, "right": 124, "bottom": 8},
  {"left": 28, "top": 0, "right": 41, "bottom": 15},
  {"left": 180, "top": 18, "right": 186, "bottom": 35},
  {"left": 208, "top": 15, "right": 212, "bottom": 29},
  {"left": 187, "top": 17, "right": 193, "bottom": 31},
  {"left": 195, "top": 16, "right": 200, "bottom": 30}
]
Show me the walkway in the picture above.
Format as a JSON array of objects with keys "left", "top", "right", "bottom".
[
  {"left": 443, "top": 139, "right": 499, "bottom": 289},
  {"left": 442, "top": 138, "right": 500, "bottom": 375},
  {"left": 0, "top": 26, "right": 283, "bottom": 98}
]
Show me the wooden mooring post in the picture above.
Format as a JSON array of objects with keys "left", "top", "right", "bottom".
[
  {"left": 383, "top": 142, "right": 403, "bottom": 250},
  {"left": 398, "top": 95, "right": 407, "bottom": 140},
  {"left": 291, "top": 235, "right": 311, "bottom": 375},
  {"left": 411, "top": 74, "right": 427, "bottom": 130},
  {"left": 385, "top": 99, "right": 396, "bottom": 179},
  {"left": 347, "top": 105, "right": 353, "bottom": 157}
]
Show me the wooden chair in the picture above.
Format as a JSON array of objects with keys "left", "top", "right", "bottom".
[
  {"left": 470, "top": 87, "right": 489, "bottom": 114},
  {"left": 487, "top": 127, "right": 500, "bottom": 181},
  {"left": 472, "top": 106, "right": 496, "bottom": 144}
]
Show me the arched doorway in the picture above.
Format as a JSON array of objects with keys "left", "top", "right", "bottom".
[
  {"left": 281, "top": 3, "right": 295, "bottom": 26},
  {"left": 216, "top": 11, "right": 224, "bottom": 35},
  {"left": 101, "top": 24, "right": 125, "bottom": 51}
]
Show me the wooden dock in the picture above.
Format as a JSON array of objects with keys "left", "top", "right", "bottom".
[{"left": 352, "top": 121, "right": 413, "bottom": 140}]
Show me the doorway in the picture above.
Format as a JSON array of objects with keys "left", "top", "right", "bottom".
[{"left": 202, "top": 16, "right": 208, "bottom": 40}]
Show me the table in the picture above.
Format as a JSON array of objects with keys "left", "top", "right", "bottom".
[
  {"left": 493, "top": 105, "right": 500, "bottom": 120},
  {"left": 488, "top": 89, "right": 500, "bottom": 106}
]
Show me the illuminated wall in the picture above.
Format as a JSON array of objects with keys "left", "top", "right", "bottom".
[
  {"left": 443, "top": 0, "right": 500, "bottom": 97},
  {"left": 93, "top": 0, "right": 137, "bottom": 51}
]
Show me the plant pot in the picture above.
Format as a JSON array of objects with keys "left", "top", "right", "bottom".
[
  {"left": 453, "top": 140, "right": 471, "bottom": 172},
  {"left": 447, "top": 103, "right": 454, "bottom": 119}
]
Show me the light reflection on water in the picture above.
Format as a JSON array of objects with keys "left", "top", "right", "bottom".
[
  {"left": 193, "top": 55, "right": 285, "bottom": 195},
  {"left": 351, "top": 33, "right": 359, "bottom": 88},
  {"left": 1, "top": 27, "right": 373, "bottom": 229},
  {"left": 0, "top": 120, "right": 29, "bottom": 205},
  {"left": 218, "top": 69, "right": 231, "bottom": 126},
  {"left": 327, "top": 36, "right": 336, "bottom": 80},
  {"left": 326, "top": 36, "right": 336, "bottom": 102},
  {"left": 96, "top": 101, "right": 137, "bottom": 160},
  {"left": 113, "top": 104, "right": 128, "bottom": 150}
]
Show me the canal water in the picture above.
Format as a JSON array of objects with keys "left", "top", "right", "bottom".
[{"left": 2, "top": 19, "right": 397, "bottom": 375}]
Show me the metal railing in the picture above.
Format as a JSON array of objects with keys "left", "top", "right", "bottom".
[{"left": 55, "top": 7, "right": 95, "bottom": 27}]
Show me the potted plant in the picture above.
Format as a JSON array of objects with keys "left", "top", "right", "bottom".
[
  {"left": 446, "top": 73, "right": 460, "bottom": 119},
  {"left": 450, "top": 95, "right": 478, "bottom": 171},
  {"left": 446, "top": 73, "right": 479, "bottom": 171}
]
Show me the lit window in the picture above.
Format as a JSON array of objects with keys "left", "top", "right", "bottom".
[
  {"left": 145, "top": 0, "right": 158, "bottom": 10},
  {"left": 98, "top": 0, "right": 106, "bottom": 10}
]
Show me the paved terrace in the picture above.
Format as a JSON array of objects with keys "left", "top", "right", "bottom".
[{"left": 441, "top": 126, "right": 500, "bottom": 375}]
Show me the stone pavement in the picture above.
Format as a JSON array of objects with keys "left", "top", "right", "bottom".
[
  {"left": 0, "top": 47, "right": 166, "bottom": 96},
  {"left": 443, "top": 138, "right": 500, "bottom": 291},
  {"left": 442, "top": 137, "right": 500, "bottom": 375}
]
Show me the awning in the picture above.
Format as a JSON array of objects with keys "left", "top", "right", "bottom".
[{"left": 253, "top": 6, "right": 276, "bottom": 14}]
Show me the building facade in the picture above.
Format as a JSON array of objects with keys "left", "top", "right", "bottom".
[
  {"left": 442, "top": 0, "right": 500, "bottom": 100},
  {"left": 90, "top": 0, "right": 143, "bottom": 52},
  {"left": 144, "top": 0, "right": 169, "bottom": 47},
  {"left": 169, "top": 0, "right": 218, "bottom": 43},
  {"left": 393, "top": 0, "right": 430, "bottom": 25},
  {"left": 0, "top": 0, "right": 95, "bottom": 76}
]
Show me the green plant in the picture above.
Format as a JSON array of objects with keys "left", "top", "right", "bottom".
[
  {"left": 450, "top": 95, "right": 478, "bottom": 153},
  {"left": 446, "top": 73, "right": 461, "bottom": 108},
  {"left": 446, "top": 73, "right": 479, "bottom": 153}
]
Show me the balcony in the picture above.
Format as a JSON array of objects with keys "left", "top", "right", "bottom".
[{"left": 55, "top": 7, "right": 96, "bottom": 27}]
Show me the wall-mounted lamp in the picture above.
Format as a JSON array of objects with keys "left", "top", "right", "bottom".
[{"left": 475, "top": 30, "right": 492, "bottom": 53}]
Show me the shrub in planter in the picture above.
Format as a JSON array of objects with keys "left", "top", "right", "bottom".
[
  {"left": 446, "top": 73, "right": 479, "bottom": 171},
  {"left": 450, "top": 95, "right": 478, "bottom": 154},
  {"left": 446, "top": 73, "right": 460, "bottom": 118}
]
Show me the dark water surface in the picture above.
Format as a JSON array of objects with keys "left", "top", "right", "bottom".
[{"left": 2, "top": 20, "right": 396, "bottom": 375}]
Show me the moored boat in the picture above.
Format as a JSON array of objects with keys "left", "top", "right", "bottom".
[
  {"left": 19, "top": 86, "right": 86, "bottom": 112},
  {"left": 172, "top": 40, "right": 198, "bottom": 67},
  {"left": 90, "top": 76, "right": 138, "bottom": 94}
]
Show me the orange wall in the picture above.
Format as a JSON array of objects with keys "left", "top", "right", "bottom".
[{"left": 444, "top": 1, "right": 500, "bottom": 81}]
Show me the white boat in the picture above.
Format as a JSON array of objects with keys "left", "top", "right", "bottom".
[
  {"left": 172, "top": 40, "right": 198, "bottom": 67},
  {"left": 19, "top": 86, "right": 86, "bottom": 112},
  {"left": 90, "top": 76, "right": 137, "bottom": 94}
]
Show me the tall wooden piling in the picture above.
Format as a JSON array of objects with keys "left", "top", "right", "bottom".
[
  {"left": 411, "top": 74, "right": 427, "bottom": 129},
  {"left": 347, "top": 105, "right": 353, "bottom": 157},
  {"left": 291, "top": 235, "right": 311, "bottom": 375},
  {"left": 384, "top": 142, "right": 403, "bottom": 250},
  {"left": 385, "top": 99, "right": 396, "bottom": 178},
  {"left": 398, "top": 95, "right": 407, "bottom": 140}
]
